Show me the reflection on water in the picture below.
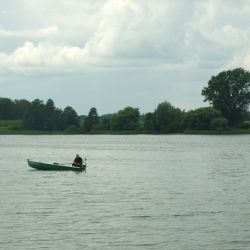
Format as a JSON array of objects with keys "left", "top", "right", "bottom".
[{"left": 0, "top": 135, "right": 250, "bottom": 250}]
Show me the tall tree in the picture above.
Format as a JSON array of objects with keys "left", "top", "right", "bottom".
[
  {"left": 50, "top": 108, "right": 64, "bottom": 131},
  {"left": 111, "top": 106, "right": 140, "bottom": 131},
  {"left": 0, "top": 97, "right": 14, "bottom": 119},
  {"left": 83, "top": 107, "right": 99, "bottom": 132},
  {"left": 23, "top": 99, "right": 46, "bottom": 130},
  {"left": 13, "top": 99, "right": 31, "bottom": 119},
  {"left": 100, "top": 114, "right": 112, "bottom": 130},
  {"left": 62, "top": 106, "right": 79, "bottom": 129},
  {"left": 45, "top": 99, "right": 56, "bottom": 130},
  {"left": 154, "top": 101, "right": 183, "bottom": 133},
  {"left": 45, "top": 99, "right": 55, "bottom": 113},
  {"left": 202, "top": 68, "right": 250, "bottom": 126},
  {"left": 144, "top": 112, "right": 154, "bottom": 132}
]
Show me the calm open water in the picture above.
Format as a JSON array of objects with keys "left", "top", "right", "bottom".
[{"left": 0, "top": 134, "right": 250, "bottom": 250}]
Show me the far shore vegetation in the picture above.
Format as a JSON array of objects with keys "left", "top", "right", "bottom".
[{"left": 1, "top": 68, "right": 250, "bottom": 135}]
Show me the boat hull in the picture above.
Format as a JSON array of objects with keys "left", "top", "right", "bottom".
[{"left": 27, "top": 160, "right": 86, "bottom": 171}]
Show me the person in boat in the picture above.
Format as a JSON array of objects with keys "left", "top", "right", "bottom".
[{"left": 72, "top": 154, "right": 83, "bottom": 167}]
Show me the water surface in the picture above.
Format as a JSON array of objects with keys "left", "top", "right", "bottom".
[{"left": 0, "top": 135, "right": 250, "bottom": 249}]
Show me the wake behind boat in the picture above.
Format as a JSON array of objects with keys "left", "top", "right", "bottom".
[{"left": 27, "top": 159, "right": 86, "bottom": 171}]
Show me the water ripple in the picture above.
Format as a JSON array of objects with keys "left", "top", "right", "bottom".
[{"left": 0, "top": 134, "right": 250, "bottom": 250}]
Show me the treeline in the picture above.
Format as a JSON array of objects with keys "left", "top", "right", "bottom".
[
  {"left": 0, "top": 98, "right": 249, "bottom": 133},
  {"left": 0, "top": 67, "right": 250, "bottom": 133},
  {"left": 83, "top": 103, "right": 249, "bottom": 133},
  {"left": 0, "top": 98, "right": 79, "bottom": 131}
]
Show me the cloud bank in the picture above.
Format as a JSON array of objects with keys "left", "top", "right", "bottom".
[{"left": 1, "top": 0, "right": 250, "bottom": 75}]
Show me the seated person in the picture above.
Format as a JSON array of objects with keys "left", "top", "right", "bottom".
[{"left": 72, "top": 154, "right": 83, "bottom": 167}]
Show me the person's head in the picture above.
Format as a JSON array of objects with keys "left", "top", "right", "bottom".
[{"left": 76, "top": 154, "right": 79, "bottom": 157}]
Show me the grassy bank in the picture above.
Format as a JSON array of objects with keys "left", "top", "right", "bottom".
[
  {"left": 0, "top": 120, "right": 25, "bottom": 134},
  {"left": 0, "top": 129, "right": 146, "bottom": 135},
  {"left": 0, "top": 120, "right": 58, "bottom": 135},
  {"left": 0, "top": 120, "right": 23, "bottom": 130},
  {"left": 1, "top": 120, "right": 250, "bottom": 135},
  {"left": 184, "top": 129, "right": 250, "bottom": 135},
  {"left": 1, "top": 129, "right": 250, "bottom": 135}
]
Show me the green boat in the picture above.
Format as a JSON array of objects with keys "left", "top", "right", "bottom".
[{"left": 27, "top": 159, "right": 86, "bottom": 171}]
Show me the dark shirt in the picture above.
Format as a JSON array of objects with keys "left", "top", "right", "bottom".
[{"left": 74, "top": 156, "right": 83, "bottom": 164}]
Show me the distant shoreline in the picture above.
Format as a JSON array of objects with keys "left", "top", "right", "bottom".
[{"left": 0, "top": 129, "right": 250, "bottom": 135}]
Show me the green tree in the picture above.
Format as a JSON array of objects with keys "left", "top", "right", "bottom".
[
  {"left": 0, "top": 97, "right": 14, "bottom": 119},
  {"left": 62, "top": 106, "right": 79, "bottom": 130},
  {"left": 144, "top": 112, "right": 154, "bottom": 132},
  {"left": 185, "top": 107, "right": 224, "bottom": 130},
  {"left": 44, "top": 99, "right": 56, "bottom": 130},
  {"left": 154, "top": 101, "right": 184, "bottom": 133},
  {"left": 23, "top": 99, "right": 47, "bottom": 130},
  {"left": 13, "top": 99, "right": 31, "bottom": 119},
  {"left": 210, "top": 117, "right": 229, "bottom": 131},
  {"left": 45, "top": 99, "right": 55, "bottom": 113},
  {"left": 202, "top": 68, "right": 250, "bottom": 126},
  {"left": 100, "top": 114, "right": 112, "bottom": 130},
  {"left": 111, "top": 106, "right": 140, "bottom": 131},
  {"left": 83, "top": 107, "right": 100, "bottom": 132},
  {"left": 50, "top": 108, "right": 64, "bottom": 131}
]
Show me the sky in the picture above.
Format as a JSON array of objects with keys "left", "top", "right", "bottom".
[{"left": 1, "top": 0, "right": 250, "bottom": 115}]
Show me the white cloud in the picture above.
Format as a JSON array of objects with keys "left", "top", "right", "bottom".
[
  {"left": 226, "top": 49, "right": 250, "bottom": 70},
  {"left": 0, "top": 42, "right": 86, "bottom": 73},
  {"left": 1, "top": 0, "right": 250, "bottom": 75},
  {"left": 0, "top": 26, "right": 59, "bottom": 38}
]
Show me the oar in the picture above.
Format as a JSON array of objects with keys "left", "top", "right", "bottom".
[
  {"left": 53, "top": 162, "right": 72, "bottom": 165},
  {"left": 82, "top": 158, "right": 87, "bottom": 166}
]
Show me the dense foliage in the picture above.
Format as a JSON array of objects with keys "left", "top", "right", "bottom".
[
  {"left": 111, "top": 107, "right": 140, "bottom": 131},
  {"left": 154, "top": 101, "right": 184, "bottom": 133},
  {"left": 83, "top": 107, "right": 100, "bottom": 132},
  {"left": 0, "top": 97, "right": 79, "bottom": 131},
  {"left": 0, "top": 98, "right": 30, "bottom": 120},
  {"left": 0, "top": 67, "right": 250, "bottom": 133},
  {"left": 184, "top": 107, "right": 224, "bottom": 130},
  {"left": 202, "top": 68, "right": 250, "bottom": 126}
]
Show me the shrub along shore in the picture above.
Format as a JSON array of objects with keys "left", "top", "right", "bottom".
[{"left": 0, "top": 119, "right": 250, "bottom": 135}]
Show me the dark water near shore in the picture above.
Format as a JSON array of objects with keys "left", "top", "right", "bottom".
[{"left": 0, "top": 135, "right": 250, "bottom": 250}]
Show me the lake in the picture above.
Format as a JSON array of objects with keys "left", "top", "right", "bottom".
[{"left": 0, "top": 135, "right": 250, "bottom": 250}]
